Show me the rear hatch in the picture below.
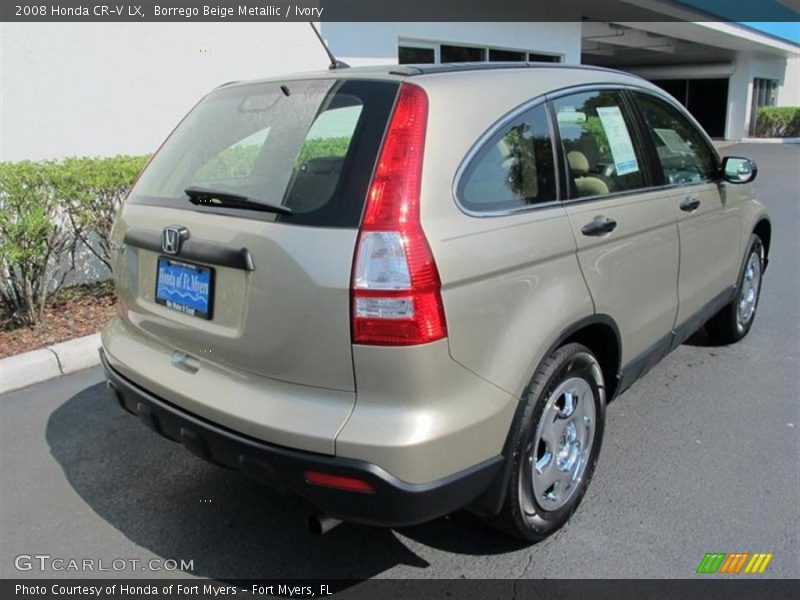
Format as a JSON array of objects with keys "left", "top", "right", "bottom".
[{"left": 113, "top": 77, "right": 399, "bottom": 392}]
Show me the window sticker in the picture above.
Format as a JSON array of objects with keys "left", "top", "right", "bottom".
[
  {"left": 653, "top": 128, "right": 693, "bottom": 154},
  {"left": 596, "top": 106, "right": 639, "bottom": 176}
]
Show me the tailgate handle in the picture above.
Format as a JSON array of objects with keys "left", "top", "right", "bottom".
[
  {"left": 171, "top": 351, "right": 200, "bottom": 374},
  {"left": 124, "top": 228, "right": 255, "bottom": 271}
]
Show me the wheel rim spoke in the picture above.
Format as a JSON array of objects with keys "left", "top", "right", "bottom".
[
  {"left": 737, "top": 250, "right": 761, "bottom": 327},
  {"left": 530, "top": 376, "right": 596, "bottom": 510}
]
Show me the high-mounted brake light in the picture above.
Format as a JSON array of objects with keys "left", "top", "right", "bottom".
[{"left": 351, "top": 83, "right": 447, "bottom": 345}]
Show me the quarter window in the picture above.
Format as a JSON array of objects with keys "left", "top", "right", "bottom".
[
  {"left": 553, "top": 90, "right": 647, "bottom": 198},
  {"left": 459, "top": 103, "right": 556, "bottom": 212},
  {"left": 634, "top": 92, "right": 718, "bottom": 185}
]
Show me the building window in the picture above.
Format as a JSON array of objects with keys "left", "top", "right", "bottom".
[
  {"left": 398, "top": 46, "right": 435, "bottom": 64},
  {"left": 441, "top": 44, "right": 486, "bottom": 63},
  {"left": 529, "top": 53, "right": 561, "bottom": 63},
  {"left": 753, "top": 78, "right": 778, "bottom": 108},
  {"left": 489, "top": 48, "right": 526, "bottom": 62},
  {"left": 399, "top": 40, "right": 562, "bottom": 65},
  {"left": 749, "top": 78, "right": 779, "bottom": 135}
]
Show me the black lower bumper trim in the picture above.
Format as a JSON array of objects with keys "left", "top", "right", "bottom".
[{"left": 101, "top": 350, "right": 503, "bottom": 527}]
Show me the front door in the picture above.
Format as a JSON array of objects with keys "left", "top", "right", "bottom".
[{"left": 632, "top": 91, "right": 742, "bottom": 337}]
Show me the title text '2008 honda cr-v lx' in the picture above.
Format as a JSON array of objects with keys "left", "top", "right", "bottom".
[{"left": 102, "top": 63, "right": 770, "bottom": 540}]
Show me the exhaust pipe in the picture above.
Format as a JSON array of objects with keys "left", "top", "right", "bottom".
[{"left": 306, "top": 513, "right": 342, "bottom": 536}]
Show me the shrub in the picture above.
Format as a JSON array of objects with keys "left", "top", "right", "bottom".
[
  {"left": 296, "top": 136, "right": 351, "bottom": 165},
  {"left": 0, "top": 161, "right": 76, "bottom": 326},
  {"left": 195, "top": 145, "right": 260, "bottom": 181},
  {"left": 195, "top": 136, "right": 353, "bottom": 182},
  {"left": 754, "top": 106, "right": 800, "bottom": 138},
  {"left": 50, "top": 155, "right": 149, "bottom": 272}
]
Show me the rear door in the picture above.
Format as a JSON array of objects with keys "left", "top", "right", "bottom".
[
  {"left": 551, "top": 88, "right": 680, "bottom": 379},
  {"left": 631, "top": 91, "right": 741, "bottom": 338},
  {"left": 113, "top": 78, "right": 399, "bottom": 392}
]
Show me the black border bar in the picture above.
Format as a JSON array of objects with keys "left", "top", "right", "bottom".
[
  {"left": 3, "top": 579, "right": 800, "bottom": 599},
  {"left": 4, "top": 0, "right": 800, "bottom": 22}
]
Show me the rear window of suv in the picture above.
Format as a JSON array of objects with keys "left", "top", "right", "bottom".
[{"left": 130, "top": 79, "right": 399, "bottom": 228}]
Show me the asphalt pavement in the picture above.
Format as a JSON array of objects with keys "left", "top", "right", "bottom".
[{"left": 1, "top": 143, "right": 798, "bottom": 581}]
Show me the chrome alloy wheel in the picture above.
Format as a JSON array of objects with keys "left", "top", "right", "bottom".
[
  {"left": 737, "top": 250, "right": 762, "bottom": 327},
  {"left": 530, "top": 377, "right": 596, "bottom": 511}
]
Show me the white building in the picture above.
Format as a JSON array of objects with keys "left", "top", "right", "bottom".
[{"left": 2, "top": 7, "right": 798, "bottom": 161}]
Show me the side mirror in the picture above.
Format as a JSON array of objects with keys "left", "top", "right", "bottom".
[{"left": 721, "top": 156, "right": 758, "bottom": 184}]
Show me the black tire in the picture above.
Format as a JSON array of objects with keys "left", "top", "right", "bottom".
[
  {"left": 486, "top": 343, "right": 606, "bottom": 542},
  {"left": 705, "top": 234, "right": 765, "bottom": 345}
]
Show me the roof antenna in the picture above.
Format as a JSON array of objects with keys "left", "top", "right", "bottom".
[{"left": 309, "top": 22, "right": 349, "bottom": 70}]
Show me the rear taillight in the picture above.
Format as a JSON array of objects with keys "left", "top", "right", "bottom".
[{"left": 351, "top": 83, "right": 447, "bottom": 346}]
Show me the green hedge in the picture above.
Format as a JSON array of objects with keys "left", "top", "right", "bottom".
[
  {"left": 754, "top": 106, "right": 800, "bottom": 138},
  {"left": 0, "top": 161, "right": 74, "bottom": 326},
  {"left": 0, "top": 155, "right": 149, "bottom": 326},
  {"left": 196, "top": 136, "right": 352, "bottom": 181},
  {"left": 51, "top": 155, "right": 151, "bottom": 271},
  {"left": 0, "top": 138, "right": 353, "bottom": 326}
]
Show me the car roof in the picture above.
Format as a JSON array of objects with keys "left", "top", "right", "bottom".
[
  {"left": 388, "top": 62, "right": 643, "bottom": 79},
  {"left": 220, "top": 62, "right": 648, "bottom": 89}
]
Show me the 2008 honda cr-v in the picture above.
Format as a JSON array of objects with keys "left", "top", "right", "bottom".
[{"left": 102, "top": 63, "right": 770, "bottom": 540}]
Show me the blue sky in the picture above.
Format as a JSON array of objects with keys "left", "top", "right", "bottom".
[
  {"left": 674, "top": 1, "right": 800, "bottom": 44},
  {"left": 739, "top": 22, "right": 800, "bottom": 45}
]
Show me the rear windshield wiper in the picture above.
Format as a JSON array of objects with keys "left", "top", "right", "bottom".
[{"left": 185, "top": 186, "right": 293, "bottom": 216}]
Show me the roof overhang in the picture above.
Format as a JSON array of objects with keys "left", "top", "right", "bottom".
[{"left": 582, "top": 0, "right": 800, "bottom": 57}]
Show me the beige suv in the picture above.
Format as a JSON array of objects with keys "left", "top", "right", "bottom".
[{"left": 102, "top": 63, "right": 770, "bottom": 540}]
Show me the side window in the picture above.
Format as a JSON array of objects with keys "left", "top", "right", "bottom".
[
  {"left": 459, "top": 103, "right": 556, "bottom": 212},
  {"left": 553, "top": 90, "right": 647, "bottom": 198},
  {"left": 634, "top": 92, "right": 718, "bottom": 185},
  {"left": 295, "top": 104, "right": 363, "bottom": 168},
  {"left": 284, "top": 100, "right": 364, "bottom": 214}
]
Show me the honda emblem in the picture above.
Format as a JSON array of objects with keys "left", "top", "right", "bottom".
[{"left": 161, "top": 226, "right": 188, "bottom": 255}]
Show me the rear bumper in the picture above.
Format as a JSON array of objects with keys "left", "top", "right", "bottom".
[{"left": 101, "top": 349, "right": 503, "bottom": 527}]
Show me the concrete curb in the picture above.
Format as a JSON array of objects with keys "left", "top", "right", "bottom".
[
  {"left": 740, "top": 137, "right": 800, "bottom": 145},
  {"left": 0, "top": 332, "right": 101, "bottom": 395}
]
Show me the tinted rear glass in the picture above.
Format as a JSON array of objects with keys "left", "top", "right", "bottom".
[{"left": 130, "top": 79, "right": 399, "bottom": 228}]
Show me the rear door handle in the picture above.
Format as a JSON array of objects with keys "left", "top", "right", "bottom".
[
  {"left": 680, "top": 196, "right": 701, "bottom": 212},
  {"left": 581, "top": 217, "right": 617, "bottom": 237}
]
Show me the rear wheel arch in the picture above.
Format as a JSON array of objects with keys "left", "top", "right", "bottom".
[
  {"left": 469, "top": 314, "right": 621, "bottom": 518},
  {"left": 558, "top": 317, "right": 622, "bottom": 401}
]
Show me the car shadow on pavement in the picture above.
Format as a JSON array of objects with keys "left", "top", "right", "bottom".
[
  {"left": 683, "top": 327, "right": 724, "bottom": 348},
  {"left": 45, "top": 383, "right": 524, "bottom": 581}
]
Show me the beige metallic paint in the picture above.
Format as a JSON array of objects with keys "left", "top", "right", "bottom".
[
  {"left": 671, "top": 182, "right": 743, "bottom": 325},
  {"left": 338, "top": 340, "right": 517, "bottom": 483},
  {"left": 102, "top": 317, "right": 354, "bottom": 455},
  {"left": 564, "top": 189, "right": 680, "bottom": 364},
  {"left": 111, "top": 204, "right": 359, "bottom": 393},
  {"left": 103, "top": 65, "right": 768, "bottom": 485}
]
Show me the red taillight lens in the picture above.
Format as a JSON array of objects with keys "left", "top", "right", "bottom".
[
  {"left": 351, "top": 83, "right": 447, "bottom": 346},
  {"left": 304, "top": 470, "right": 375, "bottom": 493}
]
